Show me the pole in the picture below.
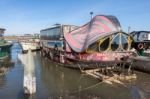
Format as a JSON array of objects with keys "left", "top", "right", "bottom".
[
  {"left": 90, "top": 12, "right": 93, "bottom": 20},
  {"left": 128, "top": 26, "right": 131, "bottom": 34}
]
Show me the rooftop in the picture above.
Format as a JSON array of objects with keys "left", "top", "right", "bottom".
[{"left": 0, "top": 28, "right": 5, "bottom": 30}]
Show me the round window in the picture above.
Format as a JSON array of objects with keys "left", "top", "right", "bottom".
[
  {"left": 87, "top": 42, "right": 99, "bottom": 52},
  {"left": 111, "top": 34, "right": 119, "bottom": 51},
  {"left": 99, "top": 37, "right": 110, "bottom": 51},
  {"left": 121, "top": 34, "right": 128, "bottom": 50}
]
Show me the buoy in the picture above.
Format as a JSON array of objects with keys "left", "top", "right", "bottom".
[{"left": 138, "top": 43, "right": 144, "bottom": 49}]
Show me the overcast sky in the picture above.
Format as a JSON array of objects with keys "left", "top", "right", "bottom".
[{"left": 0, "top": 0, "right": 150, "bottom": 35}]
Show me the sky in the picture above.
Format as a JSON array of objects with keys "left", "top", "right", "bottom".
[{"left": 0, "top": 0, "right": 150, "bottom": 35}]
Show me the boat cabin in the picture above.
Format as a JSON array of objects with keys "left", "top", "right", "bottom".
[
  {"left": 0, "top": 28, "right": 12, "bottom": 59},
  {"left": 0, "top": 28, "right": 5, "bottom": 40},
  {"left": 130, "top": 31, "right": 150, "bottom": 50},
  {"left": 40, "top": 24, "right": 79, "bottom": 51},
  {"left": 86, "top": 32, "right": 133, "bottom": 53}
]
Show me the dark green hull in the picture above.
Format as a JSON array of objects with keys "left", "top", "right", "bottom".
[{"left": 0, "top": 43, "right": 12, "bottom": 59}]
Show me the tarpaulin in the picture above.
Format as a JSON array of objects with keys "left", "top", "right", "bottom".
[{"left": 64, "top": 15, "right": 121, "bottom": 52}]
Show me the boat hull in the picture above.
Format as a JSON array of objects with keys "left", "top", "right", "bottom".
[
  {"left": 0, "top": 43, "right": 12, "bottom": 59},
  {"left": 20, "top": 42, "right": 40, "bottom": 52},
  {"left": 144, "top": 50, "right": 150, "bottom": 57},
  {"left": 131, "top": 56, "right": 150, "bottom": 73},
  {"left": 41, "top": 49, "right": 131, "bottom": 70}
]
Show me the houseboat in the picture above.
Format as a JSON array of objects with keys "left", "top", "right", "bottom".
[
  {"left": 0, "top": 28, "right": 12, "bottom": 59},
  {"left": 19, "top": 34, "right": 40, "bottom": 53},
  {"left": 40, "top": 15, "right": 134, "bottom": 69}
]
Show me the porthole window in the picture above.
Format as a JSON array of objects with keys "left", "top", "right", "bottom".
[
  {"left": 121, "top": 34, "right": 128, "bottom": 50},
  {"left": 111, "top": 34, "right": 119, "bottom": 51},
  {"left": 87, "top": 42, "right": 99, "bottom": 52},
  {"left": 99, "top": 37, "right": 110, "bottom": 51},
  {"left": 86, "top": 32, "right": 132, "bottom": 52}
]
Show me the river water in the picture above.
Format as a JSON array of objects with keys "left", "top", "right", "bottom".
[{"left": 0, "top": 43, "right": 150, "bottom": 99}]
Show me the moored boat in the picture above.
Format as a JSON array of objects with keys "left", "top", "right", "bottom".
[
  {"left": 130, "top": 31, "right": 150, "bottom": 56},
  {"left": 19, "top": 34, "right": 40, "bottom": 53},
  {"left": 129, "top": 31, "right": 150, "bottom": 73},
  {"left": 0, "top": 28, "right": 12, "bottom": 59},
  {"left": 40, "top": 15, "right": 134, "bottom": 69}
]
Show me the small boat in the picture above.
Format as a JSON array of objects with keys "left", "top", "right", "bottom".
[
  {"left": 19, "top": 34, "right": 40, "bottom": 53},
  {"left": 0, "top": 28, "right": 12, "bottom": 59},
  {"left": 20, "top": 40, "right": 40, "bottom": 52},
  {"left": 40, "top": 15, "right": 134, "bottom": 69}
]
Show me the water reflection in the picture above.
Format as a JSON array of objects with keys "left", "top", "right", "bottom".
[
  {"left": 0, "top": 75, "right": 6, "bottom": 89},
  {"left": 0, "top": 58, "right": 15, "bottom": 89},
  {"left": 0, "top": 42, "right": 15, "bottom": 91},
  {"left": 40, "top": 58, "right": 131, "bottom": 99},
  {"left": 18, "top": 50, "right": 36, "bottom": 94},
  {"left": 132, "top": 72, "right": 150, "bottom": 98},
  {"left": 0, "top": 43, "right": 150, "bottom": 99}
]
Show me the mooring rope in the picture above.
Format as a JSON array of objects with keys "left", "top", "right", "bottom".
[{"left": 69, "top": 80, "right": 104, "bottom": 94}]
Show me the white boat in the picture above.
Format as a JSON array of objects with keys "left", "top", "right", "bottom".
[{"left": 20, "top": 39, "right": 40, "bottom": 52}]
